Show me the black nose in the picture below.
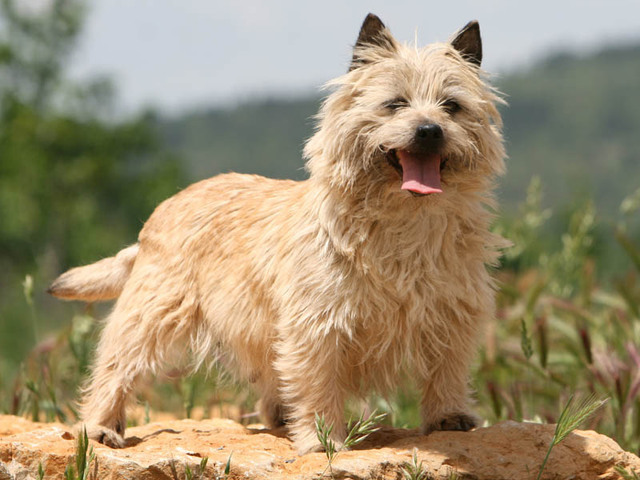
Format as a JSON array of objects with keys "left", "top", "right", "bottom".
[{"left": 416, "top": 123, "right": 443, "bottom": 140}]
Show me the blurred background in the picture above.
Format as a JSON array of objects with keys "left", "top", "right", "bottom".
[{"left": 2, "top": 0, "right": 640, "bottom": 455}]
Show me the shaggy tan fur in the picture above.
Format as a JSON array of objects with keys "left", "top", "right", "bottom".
[{"left": 49, "top": 14, "right": 507, "bottom": 454}]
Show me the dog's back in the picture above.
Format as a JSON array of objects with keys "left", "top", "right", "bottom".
[{"left": 48, "top": 173, "right": 301, "bottom": 303}]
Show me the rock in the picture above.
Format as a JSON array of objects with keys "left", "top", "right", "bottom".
[{"left": 0, "top": 415, "right": 638, "bottom": 479}]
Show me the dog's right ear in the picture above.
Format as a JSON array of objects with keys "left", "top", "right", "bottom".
[{"left": 349, "top": 13, "right": 398, "bottom": 72}]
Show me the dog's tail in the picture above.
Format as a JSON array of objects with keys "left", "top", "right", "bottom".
[{"left": 47, "top": 244, "right": 139, "bottom": 302}]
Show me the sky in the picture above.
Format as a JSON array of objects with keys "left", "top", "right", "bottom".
[{"left": 65, "top": 0, "right": 640, "bottom": 114}]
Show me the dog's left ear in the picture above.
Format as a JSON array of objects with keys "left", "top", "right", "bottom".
[
  {"left": 349, "top": 13, "right": 398, "bottom": 71},
  {"left": 451, "top": 21, "right": 482, "bottom": 67}
]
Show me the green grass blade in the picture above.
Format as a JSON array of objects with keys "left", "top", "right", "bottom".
[
  {"left": 554, "top": 395, "right": 608, "bottom": 443},
  {"left": 615, "top": 465, "right": 640, "bottom": 480},
  {"left": 224, "top": 452, "right": 233, "bottom": 476},
  {"left": 615, "top": 228, "right": 640, "bottom": 273},
  {"left": 536, "top": 395, "right": 608, "bottom": 480}
]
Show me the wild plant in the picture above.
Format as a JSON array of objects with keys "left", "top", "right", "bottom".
[
  {"left": 315, "top": 410, "right": 386, "bottom": 478},
  {"left": 64, "top": 426, "right": 95, "bottom": 480},
  {"left": 401, "top": 448, "right": 429, "bottom": 480},
  {"left": 536, "top": 395, "right": 607, "bottom": 480}
]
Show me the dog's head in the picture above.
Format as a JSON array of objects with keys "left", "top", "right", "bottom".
[{"left": 306, "top": 14, "right": 505, "bottom": 204}]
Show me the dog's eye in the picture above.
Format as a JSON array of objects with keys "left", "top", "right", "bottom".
[
  {"left": 442, "top": 99, "right": 462, "bottom": 115},
  {"left": 383, "top": 98, "right": 409, "bottom": 111}
]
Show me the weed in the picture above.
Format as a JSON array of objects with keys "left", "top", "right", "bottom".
[
  {"left": 185, "top": 456, "right": 209, "bottom": 480},
  {"left": 401, "top": 449, "right": 460, "bottom": 479},
  {"left": 314, "top": 414, "right": 337, "bottom": 477},
  {"left": 169, "top": 457, "right": 179, "bottom": 479},
  {"left": 170, "top": 454, "right": 230, "bottom": 480},
  {"left": 23, "top": 274, "right": 39, "bottom": 344},
  {"left": 315, "top": 410, "right": 386, "bottom": 478},
  {"left": 520, "top": 318, "right": 534, "bottom": 361},
  {"left": 536, "top": 395, "right": 608, "bottom": 480},
  {"left": 401, "top": 448, "right": 429, "bottom": 480},
  {"left": 615, "top": 465, "right": 640, "bottom": 480},
  {"left": 64, "top": 426, "right": 95, "bottom": 480},
  {"left": 183, "top": 376, "right": 197, "bottom": 419},
  {"left": 223, "top": 452, "right": 232, "bottom": 478}
]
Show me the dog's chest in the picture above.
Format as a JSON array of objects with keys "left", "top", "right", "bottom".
[
  {"left": 328, "top": 213, "right": 482, "bottom": 324},
  {"left": 356, "top": 213, "right": 464, "bottom": 288}
]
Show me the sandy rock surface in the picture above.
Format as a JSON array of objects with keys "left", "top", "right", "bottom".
[{"left": 1, "top": 415, "right": 639, "bottom": 479}]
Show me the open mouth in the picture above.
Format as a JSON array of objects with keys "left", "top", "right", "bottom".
[{"left": 386, "top": 149, "right": 447, "bottom": 196}]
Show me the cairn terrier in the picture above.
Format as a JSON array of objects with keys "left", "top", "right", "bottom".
[{"left": 49, "top": 13, "right": 506, "bottom": 454}]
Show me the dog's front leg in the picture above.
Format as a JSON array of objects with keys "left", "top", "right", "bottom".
[{"left": 274, "top": 328, "right": 348, "bottom": 455}]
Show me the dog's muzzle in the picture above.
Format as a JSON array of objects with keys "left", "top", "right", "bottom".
[{"left": 385, "top": 123, "right": 447, "bottom": 196}]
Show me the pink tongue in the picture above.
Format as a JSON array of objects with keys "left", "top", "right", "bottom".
[{"left": 397, "top": 150, "right": 443, "bottom": 195}]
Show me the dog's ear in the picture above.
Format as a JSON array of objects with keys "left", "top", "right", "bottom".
[
  {"left": 349, "top": 13, "right": 398, "bottom": 72},
  {"left": 451, "top": 21, "right": 482, "bottom": 67}
]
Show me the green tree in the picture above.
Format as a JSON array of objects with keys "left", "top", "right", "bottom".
[{"left": 0, "top": 0, "right": 186, "bottom": 364}]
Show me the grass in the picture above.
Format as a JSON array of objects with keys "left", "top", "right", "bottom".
[
  {"left": 475, "top": 183, "right": 640, "bottom": 453},
  {"left": 315, "top": 410, "right": 386, "bottom": 478},
  {"left": 64, "top": 426, "right": 95, "bottom": 480},
  {"left": 616, "top": 465, "right": 640, "bottom": 480},
  {"left": 401, "top": 448, "right": 428, "bottom": 480},
  {"left": 400, "top": 450, "right": 463, "bottom": 480},
  {"left": 535, "top": 395, "right": 608, "bottom": 480},
  {"left": 169, "top": 454, "right": 231, "bottom": 480}
]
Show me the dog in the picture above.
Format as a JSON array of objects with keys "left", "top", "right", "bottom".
[{"left": 49, "top": 13, "right": 507, "bottom": 454}]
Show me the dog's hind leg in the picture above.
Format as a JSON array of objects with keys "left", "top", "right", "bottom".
[
  {"left": 257, "top": 373, "right": 287, "bottom": 428},
  {"left": 78, "top": 268, "right": 197, "bottom": 447},
  {"left": 78, "top": 303, "right": 146, "bottom": 447}
]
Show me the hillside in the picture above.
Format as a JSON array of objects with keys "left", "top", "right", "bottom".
[
  {"left": 500, "top": 44, "right": 640, "bottom": 214},
  {"left": 159, "top": 98, "right": 318, "bottom": 182},
  {"left": 158, "top": 43, "right": 640, "bottom": 219}
]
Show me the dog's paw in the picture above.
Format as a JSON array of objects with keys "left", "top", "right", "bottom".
[
  {"left": 79, "top": 424, "right": 126, "bottom": 448},
  {"left": 258, "top": 399, "right": 288, "bottom": 429},
  {"left": 422, "top": 412, "right": 478, "bottom": 434}
]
